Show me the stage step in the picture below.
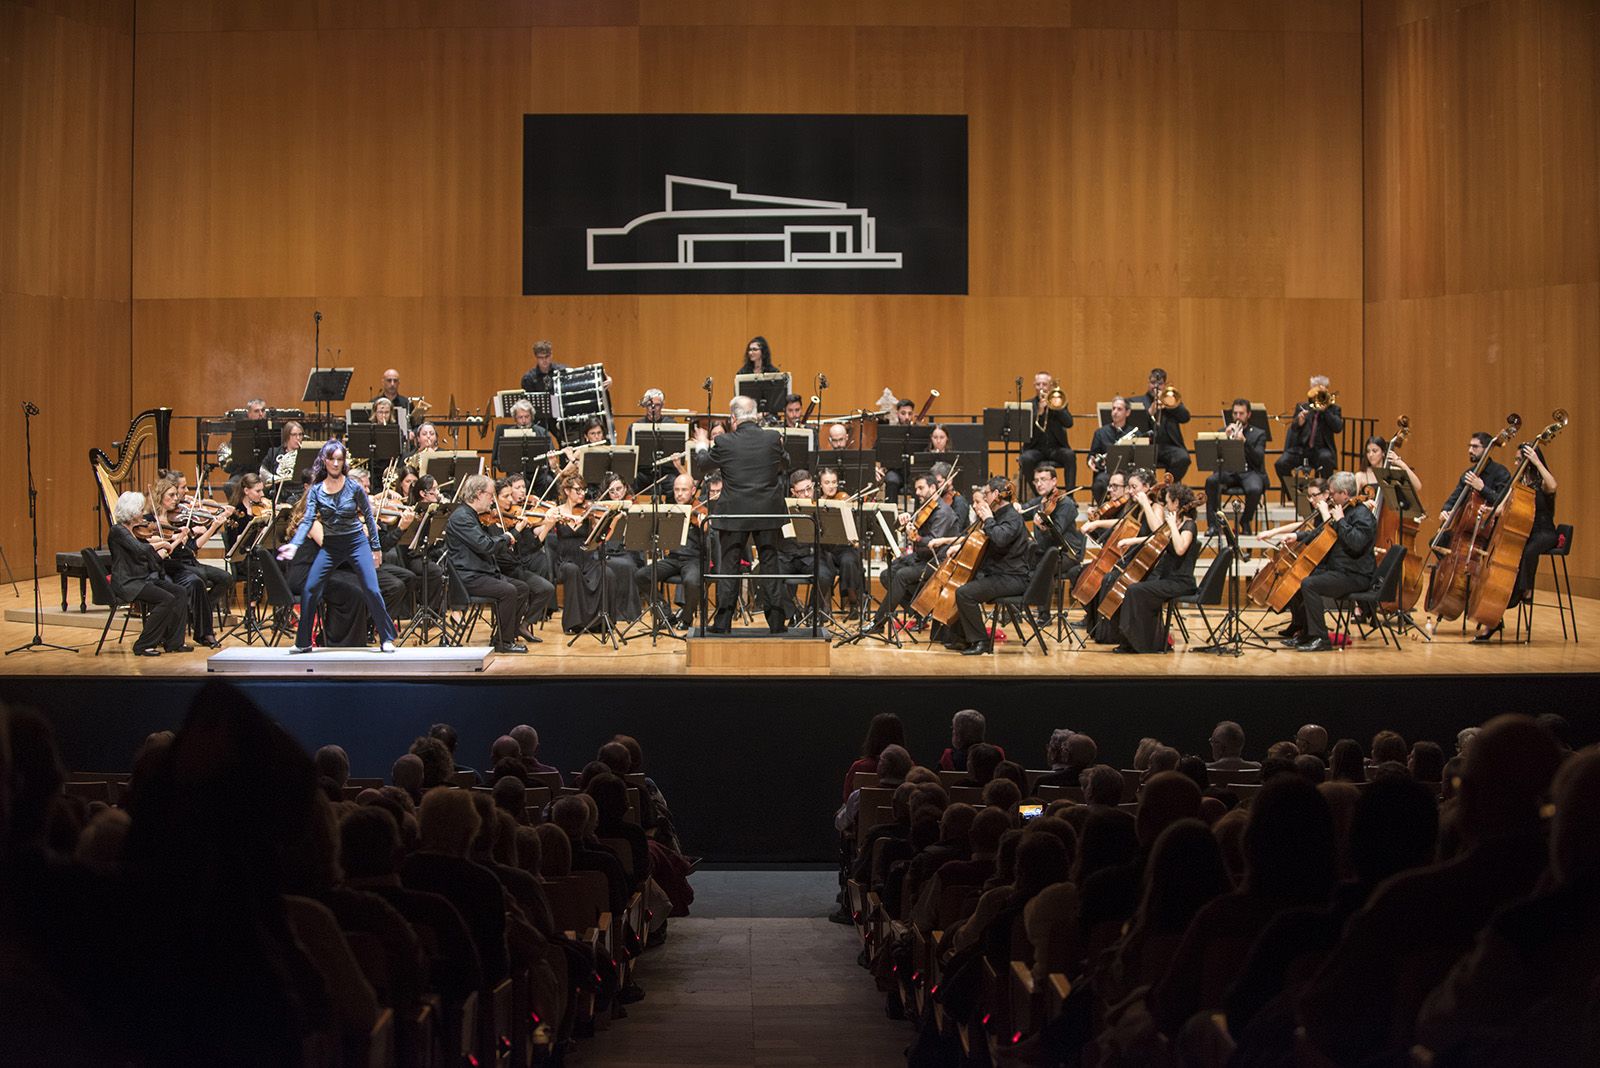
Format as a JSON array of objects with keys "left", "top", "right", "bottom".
[
  {"left": 685, "top": 633, "right": 831, "bottom": 671},
  {"left": 207, "top": 645, "right": 495, "bottom": 675},
  {"left": 5, "top": 606, "right": 114, "bottom": 631}
]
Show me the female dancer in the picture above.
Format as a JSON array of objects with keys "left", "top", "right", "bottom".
[{"left": 278, "top": 440, "right": 396, "bottom": 652}]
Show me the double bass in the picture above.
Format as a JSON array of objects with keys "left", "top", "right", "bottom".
[
  {"left": 1425, "top": 414, "right": 1522, "bottom": 621},
  {"left": 1371, "top": 417, "right": 1426, "bottom": 611},
  {"left": 1466, "top": 411, "right": 1568, "bottom": 630}
]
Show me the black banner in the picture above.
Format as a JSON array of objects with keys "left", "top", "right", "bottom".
[{"left": 523, "top": 114, "right": 967, "bottom": 296}]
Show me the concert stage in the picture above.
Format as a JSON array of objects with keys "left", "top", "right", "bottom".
[{"left": 4, "top": 580, "right": 1598, "bottom": 862}]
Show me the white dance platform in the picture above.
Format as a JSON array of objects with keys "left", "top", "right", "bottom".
[{"left": 207, "top": 645, "right": 495, "bottom": 675}]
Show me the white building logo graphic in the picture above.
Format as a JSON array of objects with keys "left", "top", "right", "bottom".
[{"left": 586, "top": 175, "right": 904, "bottom": 272}]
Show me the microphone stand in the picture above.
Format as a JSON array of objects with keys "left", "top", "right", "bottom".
[
  {"left": 1004, "top": 375, "right": 1023, "bottom": 484},
  {"left": 7, "top": 402, "right": 75, "bottom": 655}
]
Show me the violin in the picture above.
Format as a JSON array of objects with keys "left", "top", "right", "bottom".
[{"left": 689, "top": 501, "right": 710, "bottom": 530}]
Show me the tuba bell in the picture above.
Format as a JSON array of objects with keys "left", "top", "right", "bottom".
[{"left": 1307, "top": 386, "right": 1338, "bottom": 411}]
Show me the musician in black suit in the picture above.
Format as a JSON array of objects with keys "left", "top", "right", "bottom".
[
  {"left": 1205, "top": 398, "right": 1271, "bottom": 535},
  {"left": 1138, "top": 367, "right": 1191, "bottom": 480},
  {"left": 633, "top": 473, "right": 708, "bottom": 628},
  {"left": 1086, "top": 396, "right": 1136, "bottom": 503},
  {"left": 1021, "top": 371, "right": 1076, "bottom": 490},
  {"left": 691, "top": 395, "right": 789, "bottom": 633},
  {"left": 950, "top": 477, "right": 1031, "bottom": 655},
  {"left": 1274, "top": 374, "right": 1344, "bottom": 497},
  {"left": 1282, "top": 471, "right": 1377, "bottom": 652},
  {"left": 519, "top": 340, "right": 569, "bottom": 395},
  {"left": 1022, "top": 463, "right": 1086, "bottom": 620},
  {"left": 867, "top": 473, "right": 961, "bottom": 634},
  {"left": 1440, "top": 431, "right": 1513, "bottom": 520},
  {"left": 107, "top": 491, "right": 191, "bottom": 656},
  {"left": 445, "top": 474, "right": 538, "bottom": 653}
]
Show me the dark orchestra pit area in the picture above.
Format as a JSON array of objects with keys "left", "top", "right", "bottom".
[{"left": 6, "top": 580, "right": 1597, "bottom": 862}]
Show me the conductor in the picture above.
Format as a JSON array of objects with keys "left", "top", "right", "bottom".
[{"left": 692, "top": 395, "right": 789, "bottom": 633}]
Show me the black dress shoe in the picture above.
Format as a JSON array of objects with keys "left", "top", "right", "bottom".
[
  {"left": 199, "top": 635, "right": 222, "bottom": 649},
  {"left": 518, "top": 627, "right": 544, "bottom": 644},
  {"left": 1111, "top": 644, "right": 1138, "bottom": 654},
  {"left": 1278, "top": 636, "right": 1302, "bottom": 648},
  {"left": 169, "top": 644, "right": 195, "bottom": 653},
  {"left": 708, "top": 623, "right": 731, "bottom": 634},
  {"left": 133, "top": 648, "right": 162, "bottom": 658},
  {"left": 942, "top": 638, "right": 968, "bottom": 651},
  {"left": 1296, "top": 637, "right": 1333, "bottom": 652},
  {"left": 1473, "top": 622, "right": 1504, "bottom": 643},
  {"left": 961, "top": 640, "right": 993, "bottom": 656},
  {"left": 494, "top": 641, "right": 529, "bottom": 654}
]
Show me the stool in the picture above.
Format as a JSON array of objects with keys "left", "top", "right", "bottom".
[{"left": 1517, "top": 524, "right": 1577, "bottom": 643}]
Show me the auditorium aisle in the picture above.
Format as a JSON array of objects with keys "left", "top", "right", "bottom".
[{"left": 585, "top": 870, "right": 905, "bottom": 1067}]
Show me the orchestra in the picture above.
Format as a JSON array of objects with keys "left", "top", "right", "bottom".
[{"left": 83, "top": 338, "right": 1576, "bottom": 659}]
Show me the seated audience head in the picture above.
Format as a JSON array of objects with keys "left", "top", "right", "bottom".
[
  {"left": 1136, "top": 771, "right": 1202, "bottom": 847},
  {"left": 313, "top": 744, "right": 350, "bottom": 790},
  {"left": 1047, "top": 728, "right": 1074, "bottom": 768},
  {"left": 950, "top": 708, "right": 987, "bottom": 753},
  {"left": 428, "top": 722, "right": 460, "bottom": 755},
  {"left": 1455, "top": 726, "right": 1482, "bottom": 757},
  {"left": 585, "top": 772, "right": 629, "bottom": 825},
  {"left": 1267, "top": 740, "right": 1300, "bottom": 762},
  {"left": 1176, "top": 754, "right": 1209, "bottom": 793},
  {"left": 533, "top": 823, "right": 571, "bottom": 878},
  {"left": 1199, "top": 795, "right": 1227, "bottom": 826},
  {"left": 1456, "top": 714, "right": 1563, "bottom": 845},
  {"left": 861, "top": 712, "right": 906, "bottom": 760},
  {"left": 490, "top": 735, "right": 520, "bottom": 767},
  {"left": 597, "top": 741, "right": 632, "bottom": 777},
  {"left": 417, "top": 787, "right": 479, "bottom": 856},
  {"left": 1209, "top": 720, "right": 1246, "bottom": 761},
  {"left": 1408, "top": 741, "right": 1445, "bottom": 784},
  {"left": 1146, "top": 745, "right": 1181, "bottom": 777},
  {"left": 1295, "top": 723, "right": 1330, "bottom": 757},
  {"left": 549, "top": 795, "right": 593, "bottom": 841},
  {"left": 1025, "top": 815, "right": 1077, "bottom": 857},
  {"left": 491, "top": 776, "right": 526, "bottom": 820},
  {"left": 940, "top": 802, "right": 978, "bottom": 844},
  {"left": 1551, "top": 748, "right": 1600, "bottom": 888},
  {"left": 1370, "top": 730, "right": 1408, "bottom": 766},
  {"left": 981, "top": 778, "right": 1022, "bottom": 812},
  {"left": 1261, "top": 756, "right": 1298, "bottom": 782},
  {"left": 2, "top": 706, "right": 64, "bottom": 850},
  {"left": 1074, "top": 808, "right": 1138, "bottom": 883},
  {"left": 339, "top": 806, "right": 401, "bottom": 879},
  {"left": 1329, "top": 738, "right": 1366, "bottom": 783},
  {"left": 876, "top": 744, "right": 913, "bottom": 786},
  {"left": 1083, "top": 764, "right": 1125, "bottom": 807},
  {"left": 1294, "top": 753, "right": 1328, "bottom": 783},
  {"left": 1065, "top": 732, "right": 1098, "bottom": 769},
  {"left": 1139, "top": 819, "right": 1230, "bottom": 934},
  {"left": 75, "top": 807, "right": 131, "bottom": 873},
  {"left": 391, "top": 753, "right": 424, "bottom": 796},
  {"left": 1350, "top": 775, "right": 1439, "bottom": 888},
  {"left": 1133, "top": 736, "right": 1160, "bottom": 770},
  {"left": 1535, "top": 713, "right": 1572, "bottom": 752},
  {"left": 1011, "top": 832, "right": 1071, "bottom": 900},
  {"left": 891, "top": 781, "right": 919, "bottom": 824},
  {"left": 905, "top": 766, "right": 940, "bottom": 786},
  {"left": 408, "top": 737, "right": 453, "bottom": 788},
  {"left": 611, "top": 734, "right": 646, "bottom": 772},
  {"left": 1244, "top": 775, "right": 1337, "bottom": 904},
  {"left": 509, "top": 724, "right": 541, "bottom": 763},
  {"left": 969, "top": 806, "right": 1013, "bottom": 856},
  {"left": 1212, "top": 807, "right": 1250, "bottom": 881},
  {"left": 993, "top": 760, "right": 1027, "bottom": 791},
  {"left": 965, "top": 742, "right": 1002, "bottom": 784},
  {"left": 513, "top": 825, "right": 542, "bottom": 877},
  {"left": 1318, "top": 781, "right": 1361, "bottom": 878}
]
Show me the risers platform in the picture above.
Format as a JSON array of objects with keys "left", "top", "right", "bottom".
[{"left": 206, "top": 646, "right": 494, "bottom": 675}]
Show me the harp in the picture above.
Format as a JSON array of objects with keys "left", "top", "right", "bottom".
[{"left": 89, "top": 408, "right": 173, "bottom": 521}]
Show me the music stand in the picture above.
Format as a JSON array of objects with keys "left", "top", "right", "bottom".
[
  {"left": 1189, "top": 503, "right": 1273, "bottom": 656},
  {"left": 1123, "top": 400, "right": 1156, "bottom": 434},
  {"left": 631, "top": 424, "right": 690, "bottom": 494},
  {"left": 493, "top": 429, "right": 547, "bottom": 476},
  {"left": 817, "top": 449, "right": 875, "bottom": 494},
  {"left": 943, "top": 424, "right": 987, "bottom": 455},
  {"left": 303, "top": 366, "right": 353, "bottom": 428},
  {"left": 346, "top": 423, "right": 404, "bottom": 470},
  {"left": 580, "top": 446, "right": 638, "bottom": 487},
  {"left": 397, "top": 504, "right": 454, "bottom": 646},
  {"left": 1375, "top": 467, "right": 1423, "bottom": 518},
  {"left": 1195, "top": 433, "right": 1246, "bottom": 476},
  {"left": 775, "top": 428, "right": 813, "bottom": 475},
  {"left": 287, "top": 444, "right": 323, "bottom": 483},
  {"left": 346, "top": 402, "right": 373, "bottom": 425},
  {"left": 1103, "top": 439, "right": 1155, "bottom": 479},
  {"left": 618, "top": 503, "right": 693, "bottom": 647},
  {"left": 984, "top": 406, "right": 1031, "bottom": 481},
  {"left": 421, "top": 451, "right": 482, "bottom": 499},
  {"left": 876, "top": 424, "right": 932, "bottom": 466},
  {"left": 735, "top": 372, "right": 792, "bottom": 417},
  {"left": 228, "top": 419, "right": 276, "bottom": 475}
]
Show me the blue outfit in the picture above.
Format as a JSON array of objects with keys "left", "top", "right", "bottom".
[{"left": 290, "top": 478, "right": 395, "bottom": 646}]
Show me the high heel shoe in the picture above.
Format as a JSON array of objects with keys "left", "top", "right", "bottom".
[{"left": 1473, "top": 621, "right": 1504, "bottom": 643}]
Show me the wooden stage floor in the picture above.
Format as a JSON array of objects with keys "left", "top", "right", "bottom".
[{"left": 2, "top": 580, "right": 1595, "bottom": 682}]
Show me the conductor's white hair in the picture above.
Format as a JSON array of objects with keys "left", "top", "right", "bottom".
[
  {"left": 113, "top": 491, "right": 146, "bottom": 525},
  {"left": 729, "top": 395, "right": 759, "bottom": 425}
]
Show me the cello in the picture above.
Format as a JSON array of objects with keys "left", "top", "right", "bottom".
[
  {"left": 1071, "top": 475, "right": 1168, "bottom": 607},
  {"left": 1246, "top": 515, "right": 1315, "bottom": 608},
  {"left": 1263, "top": 486, "right": 1375, "bottom": 613},
  {"left": 1425, "top": 415, "right": 1522, "bottom": 621},
  {"left": 1097, "top": 484, "right": 1192, "bottom": 619},
  {"left": 908, "top": 480, "right": 1010, "bottom": 625},
  {"left": 1466, "top": 411, "right": 1568, "bottom": 630}
]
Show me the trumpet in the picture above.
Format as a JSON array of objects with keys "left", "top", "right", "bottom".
[{"left": 1307, "top": 386, "right": 1338, "bottom": 411}]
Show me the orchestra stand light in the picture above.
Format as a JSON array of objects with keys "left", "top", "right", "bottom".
[{"left": 7, "top": 402, "right": 76, "bottom": 655}]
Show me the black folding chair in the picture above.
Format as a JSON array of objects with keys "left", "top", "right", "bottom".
[
  {"left": 252, "top": 549, "right": 304, "bottom": 647},
  {"left": 444, "top": 559, "right": 499, "bottom": 647},
  {"left": 1333, "top": 546, "right": 1406, "bottom": 649},
  {"left": 1166, "top": 546, "right": 1234, "bottom": 646},
  {"left": 990, "top": 547, "right": 1061, "bottom": 653},
  {"left": 82, "top": 548, "right": 136, "bottom": 655}
]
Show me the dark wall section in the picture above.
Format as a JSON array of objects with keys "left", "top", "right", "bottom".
[{"left": 6, "top": 674, "right": 1597, "bottom": 863}]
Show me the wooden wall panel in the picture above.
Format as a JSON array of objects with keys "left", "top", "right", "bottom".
[
  {"left": 637, "top": 26, "right": 857, "bottom": 112},
  {"left": 1363, "top": 0, "right": 1600, "bottom": 589},
  {"left": 2, "top": 0, "right": 132, "bottom": 568}
]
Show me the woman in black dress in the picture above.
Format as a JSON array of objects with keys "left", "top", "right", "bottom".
[
  {"left": 551, "top": 474, "right": 632, "bottom": 632},
  {"left": 1115, "top": 482, "right": 1200, "bottom": 654},
  {"left": 738, "top": 335, "right": 777, "bottom": 375}
]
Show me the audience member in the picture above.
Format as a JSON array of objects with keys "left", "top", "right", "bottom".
[
  {"left": 1295, "top": 722, "right": 1329, "bottom": 758},
  {"left": 955, "top": 742, "right": 1002, "bottom": 787},
  {"left": 510, "top": 723, "right": 563, "bottom": 783},
  {"left": 842, "top": 712, "right": 905, "bottom": 799},
  {"left": 1206, "top": 720, "right": 1260, "bottom": 771},
  {"left": 428, "top": 722, "right": 480, "bottom": 783},
  {"left": 401, "top": 787, "right": 509, "bottom": 984},
  {"left": 408, "top": 737, "right": 453, "bottom": 789},
  {"left": 1327, "top": 737, "right": 1366, "bottom": 783},
  {"left": 1369, "top": 729, "right": 1408, "bottom": 766},
  {"left": 1082, "top": 764, "right": 1125, "bottom": 807},
  {"left": 938, "top": 709, "right": 1004, "bottom": 771}
]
